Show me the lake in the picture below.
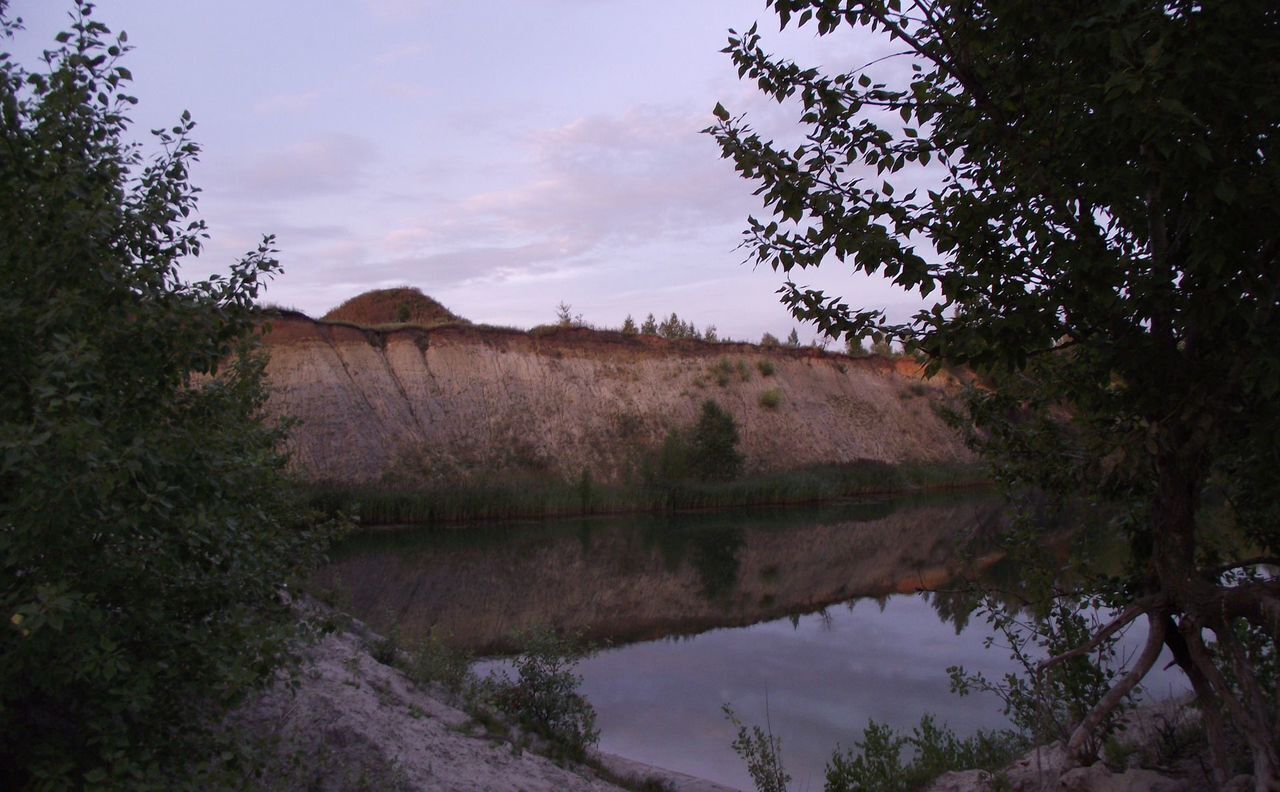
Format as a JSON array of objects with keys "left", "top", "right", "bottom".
[{"left": 315, "top": 494, "right": 1188, "bottom": 790}]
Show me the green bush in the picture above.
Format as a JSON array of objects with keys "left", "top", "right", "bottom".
[
  {"left": 407, "top": 630, "right": 474, "bottom": 692},
  {"left": 372, "top": 618, "right": 403, "bottom": 666},
  {"left": 482, "top": 629, "right": 599, "bottom": 759},
  {"left": 710, "top": 357, "right": 736, "bottom": 386},
  {"left": 690, "top": 400, "right": 744, "bottom": 482},
  {"left": 948, "top": 598, "right": 1133, "bottom": 753},
  {"left": 757, "top": 360, "right": 776, "bottom": 377},
  {"left": 724, "top": 705, "right": 790, "bottom": 792},
  {"left": 824, "top": 716, "right": 1024, "bottom": 792},
  {"left": 759, "top": 389, "right": 783, "bottom": 409},
  {"left": 0, "top": 7, "right": 337, "bottom": 786}
]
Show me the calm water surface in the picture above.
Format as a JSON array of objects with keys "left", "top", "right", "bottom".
[{"left": 317, "top": 495, "right": 1187, "bottom": 790}]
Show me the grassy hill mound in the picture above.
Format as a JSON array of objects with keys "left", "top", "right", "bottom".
[{"left": 323, "top": 287, "right": 466, "bottom": 328}]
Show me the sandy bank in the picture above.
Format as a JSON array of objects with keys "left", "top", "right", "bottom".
[{"left": 230, "top": 614, "right": 739, "bottom": 791}]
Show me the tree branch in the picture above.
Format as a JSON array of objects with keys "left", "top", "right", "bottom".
[
  {"left": 1212, "top": 557, "right": 1280, "bottom": 578},
  {"left": 1035, "top": 596, "right": 1159, "bottom": 678},
  {"left": 1066, "top": 613, "right": 1166, "bottom": 762}
]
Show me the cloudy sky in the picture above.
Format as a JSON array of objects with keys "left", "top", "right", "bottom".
[{"left": 9, "top": 0, "right": 926, "bottom": 341}]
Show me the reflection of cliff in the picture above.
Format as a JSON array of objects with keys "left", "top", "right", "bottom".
[
  {"left": 261, "top": 311, "right": 973, "bottom": 486},
  {"left": 314, "top": 498, "right": 1005, "bottom": 653}
]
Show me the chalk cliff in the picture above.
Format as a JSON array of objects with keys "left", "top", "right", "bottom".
[{"left": 259, "top": 294, "right": 973, "bottom": 487}]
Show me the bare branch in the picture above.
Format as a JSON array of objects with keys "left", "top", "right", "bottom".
[
  {"left": 1212, "top": 557, "right": 1280, "bottom": 578},
  {"left": 1182, "top": 621, "right": 1261, "bottom": 739},
  {"left": 1184, "top": 621, "right": 1280, "bottom": 783},
  {"left": 1066, "top": 613, "right": 1166, "bottom": 762},
  {"left": 1161, "top": 615, "right": 1230, "bottom": 785},
  {"left": 1035, "top": 596, "right": 1159, "bottom": 677}
]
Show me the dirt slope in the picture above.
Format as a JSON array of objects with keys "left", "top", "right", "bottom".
[{"left": 259, "top": 309, "right": 973, "bottom": 487}]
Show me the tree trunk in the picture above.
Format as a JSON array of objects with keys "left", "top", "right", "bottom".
[{"left": 1149, "top": 431, "right": 1279, "bottom": 790}]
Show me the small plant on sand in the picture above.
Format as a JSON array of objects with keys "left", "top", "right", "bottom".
[
  {"left": 408, "top": 630, "right": 474, "bottom": 693},
  {"left": 728, "top": 708, "right": 1024, "bottom": 792},
  {"left": 725, "top": 705, "right": 790, "bottom": 792},
  {"left": 824, "top": 717, "right": 1024, "bottom": 792},
  {"left": 371, "top": 617, "right": 403, "bottom": 666},
  {"left": 481, "top": 628, "right": 599, "bottom": 760}
]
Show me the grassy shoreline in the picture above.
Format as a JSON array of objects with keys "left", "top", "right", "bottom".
[{"left": 307, "top": 460, "right": 989, "bottom": 527}]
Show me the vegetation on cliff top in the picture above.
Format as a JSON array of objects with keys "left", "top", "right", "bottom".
[{"left": 322, "top": 286, "right": 468, "bottom": 329}]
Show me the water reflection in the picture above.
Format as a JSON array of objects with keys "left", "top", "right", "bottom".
[
  {"left": 314, "top": 493, "right": 1008, "bottom": 652},
  {"left": 570, "top": 598, "right": 1026, "bottom": 790},
  {"left": 317, "top": 494, "right": 1188, "bottom": 790}
]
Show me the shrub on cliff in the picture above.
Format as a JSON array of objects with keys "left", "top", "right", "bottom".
[
  {"left": 691, "top": 400, "right": 744, "bottom": 482},
  {"left": 0, "top": 5, "right": 337, "bottom": 786}
]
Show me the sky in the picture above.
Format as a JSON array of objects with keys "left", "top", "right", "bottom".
[{"left": 7, "top": 0, "right": 928, "bottom": 342}]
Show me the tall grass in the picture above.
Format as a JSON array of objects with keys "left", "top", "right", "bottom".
[{"left": 307, "top": 460, "right": 988, "bottom": 527}]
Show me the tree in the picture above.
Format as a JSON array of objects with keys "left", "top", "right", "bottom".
[
  {"left": 709, "top": 0, "right": 1279, "bottom": 784},
  {"left": 690, "top": 400, "right": 744, "bottom": 482},
  {"left": 555, "top": 301, "right": 584, "bottom": 327},
  {"left": 621, "top": 314, "right": 638, "bottom": 334},
  {"left": 659, "top": 311, "right": 699, "bottom": 339},
  {"left": 0, "top": 5, "right": 336, "bottom": 785},
  {"left": 760, "top": 331, "right": 780, "bottom": 347},
  {"left": 784, "top": 328, "right": 800, "bottom": 347},
  {"left": 641, "top": 312, "right": 659, "bottom": 335}
]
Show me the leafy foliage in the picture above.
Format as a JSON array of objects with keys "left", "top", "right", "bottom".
[
  {"left": 482, "top": 629, "right": 600, "bottom": 760},
  {"left": 408, "top": 630, "right": 475, "bottom": 693},
  {"left": 659, "top": 311, "right": 700, "bottom": 339},
  {"left": 725, "top": 706, "right": 1023, "bottom": 792},
  {"left": 645, "top": 400, "right": 744, "bottom": 486},
  {"left": 948, "top": 599, "right": 1130, "bottom": 754},
  {"left": 690, "top": 400, "right": 744, "bottom": 482},
  {"left": 724, "top": 705, "right": 791, "bottom": 792},
  {"left": 0, "top": 4, "right": 337, "bottom": 786},
  {"left": 825, "top": 716, "right": 1024, "bottom": 792},
  {"left": 709, "top": 0, "right": 1280, "bottom": 779}
]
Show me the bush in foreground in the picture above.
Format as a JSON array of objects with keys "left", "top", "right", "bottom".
[
  {"left": 468, "top": 628, "right": 600, "bottom": 761},
  {"left": 0, "top": 4, "right": 336, "bottom": 786}
]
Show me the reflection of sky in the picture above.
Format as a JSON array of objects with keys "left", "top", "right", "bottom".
[{"left": 486, "top": 596, "right": 1190, "bottom": 791}]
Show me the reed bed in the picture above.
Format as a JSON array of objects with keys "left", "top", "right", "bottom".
[{"left": 307, "top": 461, "right": 988, "bottom": 527}]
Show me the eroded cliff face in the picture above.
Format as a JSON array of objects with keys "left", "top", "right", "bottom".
[{"left": 260, "top": 313, "right": 973, "bottom": 487}]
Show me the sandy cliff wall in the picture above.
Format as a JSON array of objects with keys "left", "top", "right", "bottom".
[{"left": 260, "top": 313, "right": 973, "bottom": 486}]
